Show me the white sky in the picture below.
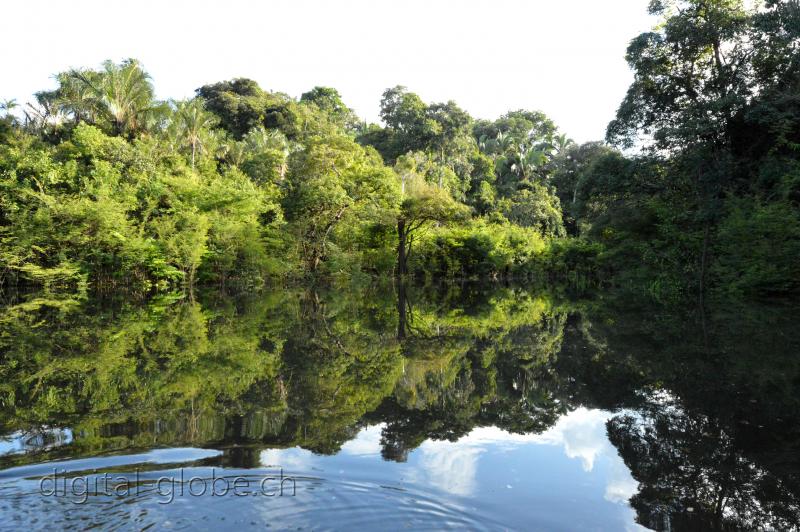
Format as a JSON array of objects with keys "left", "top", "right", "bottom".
[{"left": 1, "top": 0, "right": 656, "bottom": 143}]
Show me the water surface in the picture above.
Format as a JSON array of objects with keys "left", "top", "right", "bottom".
[{"left": 0, "top": 284, "right": 798, "bottom": 530}]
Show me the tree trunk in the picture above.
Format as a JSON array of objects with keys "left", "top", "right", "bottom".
[
  {"left": 397, "top": 218, "right": 407, "bottom": 276},
  {"left": 396, "top": 279, "right": 407, "bottom": 341},
  {"left": 699, "top": 220, "right": 711, "bottom": 302}
]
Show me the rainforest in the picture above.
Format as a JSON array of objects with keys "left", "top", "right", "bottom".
[{"left": 1, "top": 1, "right": 797, "bottom": 301}]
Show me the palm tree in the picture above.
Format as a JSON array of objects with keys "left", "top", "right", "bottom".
[
  {"left": 0, "top": 98, "right": 18, "bottom": 116},
  {"left": 479, "top": 131, "right": 517, "bottom": 156},
  {"left": 511, "top": 145, "right": 549, "bottom": 183},
  {"left": 220, "top": 139, "right": 247, "bottom": 168},
  {"left": 496, "top": 131, "right": 517, "bottom": 152},
  {"left": 478, "top": 133, "right": 493, "bottom": 153},
  {"left": 244, "top": 127, "right": 289, "bottom": 152},
  {"left": 174, "top": 99, "right": 218, "bottom": 168},
  {"left": 552, "top": 133, "right": 574, "bottom": 154},
  {"left": 96, "top": 59, "right": 156, "bottom": 136},
  {"left": 58, "top": 59, "right": 157, "bottom": 137},
  {"left": 52, "top": 70, "right": 99, "bottom": 124},
  {"left": 244, "top": 127, "right": 292, "bottom": 180}
]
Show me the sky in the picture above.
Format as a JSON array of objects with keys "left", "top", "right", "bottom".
[
  {"left": 1, "top": 0, "right": 656, "bottom": 143},
  {"left": 259, "top": 409, "right": 645, "bottom": 529}
]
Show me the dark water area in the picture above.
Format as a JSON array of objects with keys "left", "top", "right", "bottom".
[{"left": 0, "top": 283, "right": 798, "bottom": 530}]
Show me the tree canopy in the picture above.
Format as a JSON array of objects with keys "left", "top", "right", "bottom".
[{"left": 2, "top": 0, "right": 799, "bottom": 300}]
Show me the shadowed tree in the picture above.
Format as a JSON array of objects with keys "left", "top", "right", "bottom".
[{"left": 606, "top": 0, "right": 753, "bottom": 296}]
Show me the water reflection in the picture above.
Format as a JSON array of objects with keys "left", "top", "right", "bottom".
[{"left": 0, "top": 283, "right": 798, "bottom": 529}]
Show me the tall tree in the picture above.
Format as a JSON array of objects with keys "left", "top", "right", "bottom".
[
  {"left": 283, "top": 135, "right": 399, "bottom": 272},
  {"left": 172, "top": 98, "right": 218, "bottom": 168},
  {"left": 0, "top": 99, "right": 17, "bottom": 116},
  {"left": 60, "top": 59, "right": 161, "bottom": 137},
  {"left": 395, "top": 171, "right": 468, "bottom": 276},
  {"left": 196, "top": 78, "right": 266, "bottom": 139},
  {"left": 606, "top": 0, "right": 753, "bottom": 296},
  {"left": 300, "top": 86, "right": 358, "bottom": 130}
]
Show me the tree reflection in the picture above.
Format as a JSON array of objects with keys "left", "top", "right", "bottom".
[
  {"left": 1, "top": 286, "right": 799, "bottom": 527},
  {"left": 572, "top": 297, "right": 800, "bottom": 530},
  {"left": 0, "top": 283, "right": 571, "bottom": 467},
  {"left": 608, "top": 403, "right": 800, "bottom": 531}
]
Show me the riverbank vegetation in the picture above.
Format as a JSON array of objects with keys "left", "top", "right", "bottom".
[{"left": 1, "top": 0, "right": 798, "bottom": 300}]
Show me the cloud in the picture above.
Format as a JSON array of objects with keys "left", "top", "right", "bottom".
[
  {"left": 259, "top": 447, "right": 314, "bottom": 472},
  {"left": 532, "top": 407, "right": 613, "bottom": 472},
  {"left": 407, "top": 408, "right": 639, "bottom": 504},
  {"left": 340, "top": 424, "right": 384, "bottom": 457},
  {"left": 414, "top": 440, "right": 486, "bottom": 496}
]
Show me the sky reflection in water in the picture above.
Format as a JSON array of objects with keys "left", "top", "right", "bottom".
[{"left": 0, "top": 285, "right": 798, "bottom": 530}]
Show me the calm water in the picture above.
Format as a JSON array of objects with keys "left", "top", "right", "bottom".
[{"left": 0, "top": 283, "right": 798, "bottom": 530}]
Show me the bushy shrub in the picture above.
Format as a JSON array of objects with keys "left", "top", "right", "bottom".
[
  {"left": 409, "top": 219, "right": 547, "bottom": 278},
  {"left": 714, "top": 197, "right": 800, "bottom": 295}
]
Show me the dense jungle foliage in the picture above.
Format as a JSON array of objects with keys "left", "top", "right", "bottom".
[{"left": 1, "top": 0, "right": 798, "bottom": 300}]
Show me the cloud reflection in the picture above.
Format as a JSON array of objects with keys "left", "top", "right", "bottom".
[
  {"left": 255, "top": 409, "right": 639, "bottom": 513},
  {"left": 413, "top": 408, "right": 638, "bottom": 504}
]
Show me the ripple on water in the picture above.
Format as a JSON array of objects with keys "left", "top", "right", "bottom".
[{"left": 0, "top": 457, "right": 505, "bottom": 531}]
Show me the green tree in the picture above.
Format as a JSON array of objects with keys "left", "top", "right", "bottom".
[
  {"left": 283, "top": 135, "right": 400, "bottom": 272},
  {"left": 171, "top": 98, "right": 219, "bottom": 168},
  {"left": 550, "top": 141, "right": 618, "bottom": 234},
  {"left": 0, "top": 98, "right": 17, "bottom": 116},
  {"left": 300, "top": 86, "right": 358, "bottom": 130},
  {"left": 196, "top": 78, "right": 266, "bottom": 139},
  {"left": 500, "top": 184, "right": 566, "bottom": 238},
  {"left": 603, "top": 0, "right": 783, "bottom": 296},
  {"left": 396, "top": 172, "right": 469, "bottom": 276},
  {"left": 53, "top": 59, "right": 163, "bottom": 137}
]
